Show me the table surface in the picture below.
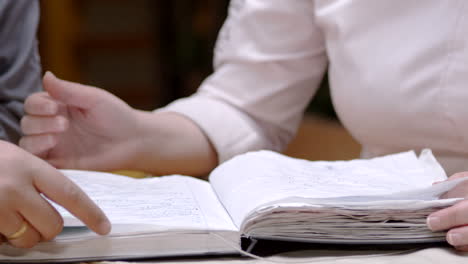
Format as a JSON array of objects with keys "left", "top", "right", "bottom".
[{"left": 84, "top": 246, "right": 468, "bottom": 264}]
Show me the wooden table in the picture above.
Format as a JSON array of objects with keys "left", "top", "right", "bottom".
[{"left": 84, "top": 246, "right": 468, "bottom": 264}]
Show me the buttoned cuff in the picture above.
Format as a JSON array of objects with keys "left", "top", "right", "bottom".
[{"left": 159, "top": 95, "right": 269, "bottom": 164}]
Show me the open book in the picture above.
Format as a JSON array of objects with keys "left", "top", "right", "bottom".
[{"left": 0, "top": 149, "right": 466, "bottom": 262}]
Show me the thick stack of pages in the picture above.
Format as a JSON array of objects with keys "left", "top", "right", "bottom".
[
  {"left": 241, "top": 198, "right": 454, "bottom": 243},
  {"left": 0, "top": 149, "right": 466, "bottom": 262},
  {"left": 210, "top": 149, "right": 465, "bottom": 244}
]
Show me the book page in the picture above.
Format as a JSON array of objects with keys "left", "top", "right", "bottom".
[
  {"left": 209, "top": 150, "right": 448, "bottom": 227},
  {"left": 54, "top": 170, "right": 237, "bottom": 233}
]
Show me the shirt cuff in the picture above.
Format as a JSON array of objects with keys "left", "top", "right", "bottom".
[{"left": 159, "top": 95, "right": 270, "bottom": 164}]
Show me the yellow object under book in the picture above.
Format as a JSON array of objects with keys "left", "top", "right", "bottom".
[{"left": 112, "top": 170, "right": 149, "bottom": 178}]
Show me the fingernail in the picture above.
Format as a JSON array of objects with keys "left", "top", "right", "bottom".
[
  {"left": 427, "top": 216, "right": 441, "bottom": 230},
  {"left": 99, "top": 220, "right": 111, "bottom": 235},
  {"left": 448, "top": 232, "right": 463, "bottom": 246},
  {"left": 45, "top": 71, "right": 58, "bottom": 81}
]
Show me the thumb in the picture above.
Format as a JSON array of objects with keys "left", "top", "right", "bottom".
[{"left": 43, "top": 71, "right": 103, "bottom": 109}]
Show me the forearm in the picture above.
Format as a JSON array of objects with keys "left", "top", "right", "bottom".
[{"left": 130, "top": 110, "right": 218, "bottom": 177}]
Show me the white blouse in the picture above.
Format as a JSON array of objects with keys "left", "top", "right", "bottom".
[{"left": 163, "top": 0, "right": 468, "bottom": 175}]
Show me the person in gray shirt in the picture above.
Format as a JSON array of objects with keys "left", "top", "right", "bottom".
[
  {"left": 0, "top": 0, "right": 111, "bottom": 248},
  {"left": 0, "top": 0, "right": 42, "bottom": 142}
]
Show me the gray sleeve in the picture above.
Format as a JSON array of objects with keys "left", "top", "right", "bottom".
[{"left": 0, "top": 0, "right": 42, "bottom": 143}]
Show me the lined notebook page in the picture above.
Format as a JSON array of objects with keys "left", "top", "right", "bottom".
[{"left": 55, "top": 171, "right": 236, "bottom": 232}]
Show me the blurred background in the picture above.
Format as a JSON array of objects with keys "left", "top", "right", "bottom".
[{"left": 37, "top": 0, "right": 360, "bottom": 161}]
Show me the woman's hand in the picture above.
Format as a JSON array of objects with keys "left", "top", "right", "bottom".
[
  {"left": 0, "top": 140, "right": 110, "bottom": 248},
  {"left": 427, "top": 172, "right": 468, "bottom": 251},
  {"left": 20, "top": 72, "right": 217, "bottom": 176},
  {"left": 19, "top": 72, "right": 142, "bottom": 172}
]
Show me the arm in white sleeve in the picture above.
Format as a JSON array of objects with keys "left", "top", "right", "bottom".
[{"left": 164, "top": 0, "right": 328, "bottom": 163}]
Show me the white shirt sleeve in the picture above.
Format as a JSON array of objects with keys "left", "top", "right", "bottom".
[{"left": 162, "top": 0, "right": 328, "bottom": 163}]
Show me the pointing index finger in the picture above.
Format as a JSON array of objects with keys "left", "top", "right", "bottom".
[{"left": 32, "top": 166, "right": 111, "bottom": 235}]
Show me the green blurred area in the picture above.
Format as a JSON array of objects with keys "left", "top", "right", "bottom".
[{"left": 307, "top": 73, "right": 336, "bottom": 119}]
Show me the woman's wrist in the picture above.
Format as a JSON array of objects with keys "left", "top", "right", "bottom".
[{"left": 129, "top": 110, "right": 218, "bottom": 177}]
